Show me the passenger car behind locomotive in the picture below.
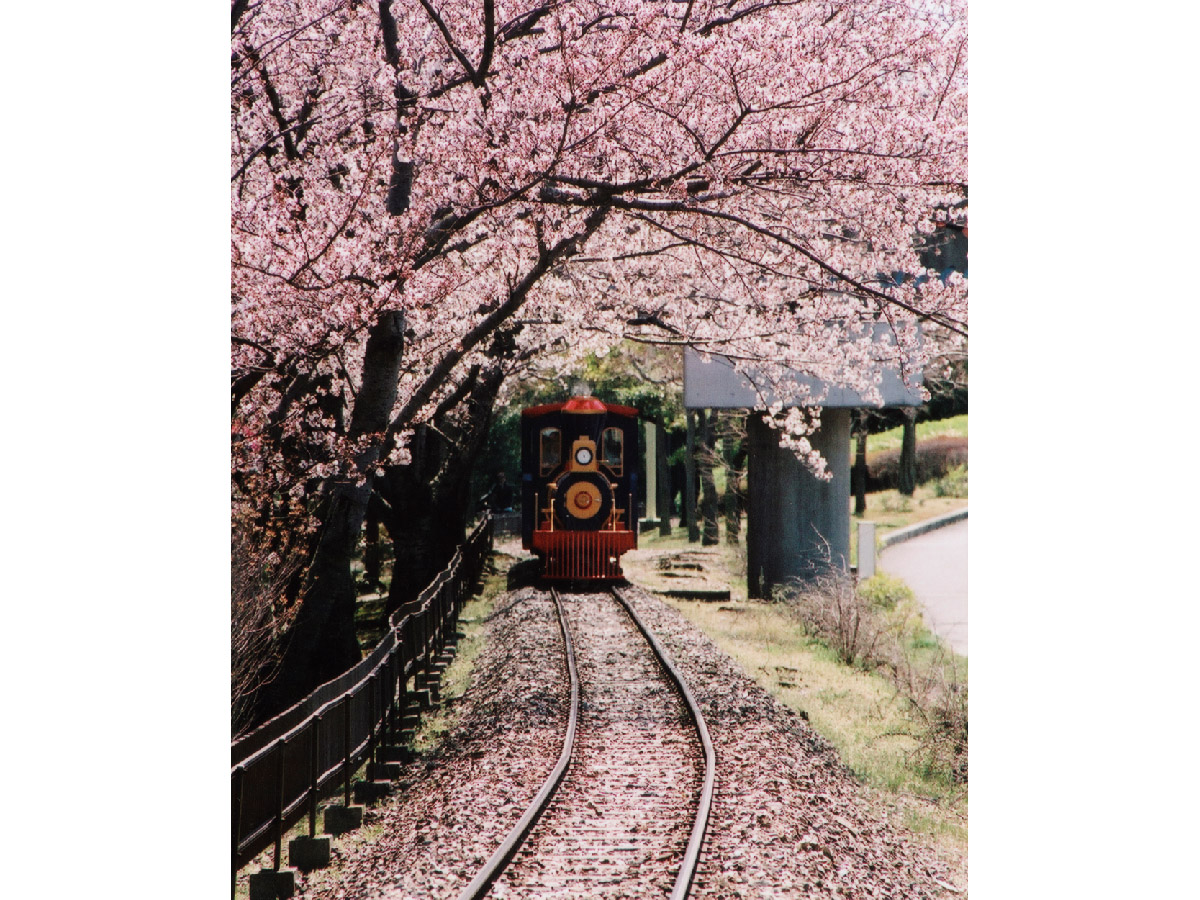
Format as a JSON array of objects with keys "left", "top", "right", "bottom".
[{"left": 521, "top": 397, "right": 639, "bottom": 580}]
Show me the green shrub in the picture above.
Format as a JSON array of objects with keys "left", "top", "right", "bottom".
[
  {"left": 857, "top": 572, "right": 915, "bottom": 610},
  {"left": 932, "top": 464, "right": 968, "bottom": 498}
]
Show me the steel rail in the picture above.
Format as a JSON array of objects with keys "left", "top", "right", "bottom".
[
  {"left": 611, "top": 585, "right": 716, "bottom": 900},
  {"left": 458, "top": 586, "right": 714, "bottom": 900},
  {"left": 454, "top": 587, "right": 580, "bottom": 900}
]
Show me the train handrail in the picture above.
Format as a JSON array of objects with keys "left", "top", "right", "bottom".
[{"left": 231, "top": 514, "right": 493, "bottom": 878}]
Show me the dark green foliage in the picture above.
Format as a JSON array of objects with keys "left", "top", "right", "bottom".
[
  {"left": 469, "top": 345, "right": 685, "bottom": 514},
  {"left": 470, "top": 402, "right": 525, "bottom": 513}
]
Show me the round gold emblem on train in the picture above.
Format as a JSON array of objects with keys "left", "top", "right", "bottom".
[{"left": 565, "top": 481, "right": 603, "bottom": 519}]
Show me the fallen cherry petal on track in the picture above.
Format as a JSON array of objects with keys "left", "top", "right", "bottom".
[{"left": 294, "top": 584, "right": 964, "bottom": 900}]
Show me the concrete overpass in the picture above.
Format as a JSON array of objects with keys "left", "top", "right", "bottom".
[{"left": 682, "top": 338, "right": 921, "bottom": 599}]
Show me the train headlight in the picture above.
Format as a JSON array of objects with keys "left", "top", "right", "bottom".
[{"left": 575, "top": 446, "right": 593, "bottom": 466}]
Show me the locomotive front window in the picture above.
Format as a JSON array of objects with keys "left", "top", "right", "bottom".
[
  {"left": 540, "top": 428, "right": 561, "bottom": 475},
  {"left": 602, "top": 427, "right": 623, "bottom": 474}
]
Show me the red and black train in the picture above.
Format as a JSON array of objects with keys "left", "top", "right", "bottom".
[{"left": 520, "top": 396, "right": 639, "bottom": 581}]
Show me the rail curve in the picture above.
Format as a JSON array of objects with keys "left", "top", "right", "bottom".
[
  {"left": 613, "top": 585, "right": 716, "bottom": 900},
  {"left": 456, "top": 586, "right": 715, "bottom": 900},
  {"left": 454, "top": 588, "right": 581, "bottom": 899}
]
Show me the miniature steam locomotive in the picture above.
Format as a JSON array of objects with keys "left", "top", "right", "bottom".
[{"left": 520, "top": 396, "right": 639, "bottom": 580}]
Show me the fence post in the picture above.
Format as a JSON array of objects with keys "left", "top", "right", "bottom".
[
  {"left": 368, "top": 673, "right": 378, "bottom": 768},
  {"left": 383, "top": 654, "right": 393, "bottom": 745},
  {"left": 273, "top": 740, "right": 286, "bottom": 871},
  {"left": 232, "top": 765, "right": 244, "bottom": 900},
  {"left": 343, "top": 697, "right": 352, "bottom": 808},
  {"left": 441, "top": 575, "right": 449, "bottom": 635},
  {"left": 309, "top": 716, "right": 321, "bottom": 837},
  {"left": 422, "top": 608, "right": 431, "bottom": 674},
  {"left": 397, "top": 636, "right": 409, "bottom": 728},
  {"left": 393, "top": 648, "right": 403, "bottom": 739}
]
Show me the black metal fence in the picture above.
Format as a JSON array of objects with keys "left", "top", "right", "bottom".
[
  {"left": 491, "top": 511, "right": 521, "bottom": 537},
  {"left": 231, "top": 515, "right": 493, "bottom": 876}
]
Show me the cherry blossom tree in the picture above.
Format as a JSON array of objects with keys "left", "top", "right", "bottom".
[{"left": 232, "top": 0, "right": 967, "bottom": 719}]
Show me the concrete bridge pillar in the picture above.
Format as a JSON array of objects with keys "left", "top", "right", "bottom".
[
  {"left": 746, "top": 409, "right": 851, "bottom": 598},
  {"left": 683, "top": 341, "right": 919, "bottom": 600}
]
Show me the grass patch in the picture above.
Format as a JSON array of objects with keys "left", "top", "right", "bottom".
[
  {"left": 661, "top": 595, "right": 967, "bottom": 863},
  {"left": 409, "top": 556, "right": 510, "bottom": 752},
  {"left": 622, "top": 526, "right": 751, "bottom": 602}
]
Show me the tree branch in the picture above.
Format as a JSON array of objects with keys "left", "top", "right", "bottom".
[
  {"left": 383, "top": 205, "right": 610, "bottom": 453},
  {"left": 417, "top": 0, "right": 478, "bottom": 84},
  {"left": 478, "top": 0, "right": 496, "bottom": 84},
  {"left": 544, "top": 191, "right": 968, "bottom": 336}
]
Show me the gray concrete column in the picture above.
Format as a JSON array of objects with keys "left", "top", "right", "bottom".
[
  {"left": 746, "top": 409, "right": 852, "bottom": 598},
  {"left": 857, "top": 521, "right": 877, "bottom": 580}
]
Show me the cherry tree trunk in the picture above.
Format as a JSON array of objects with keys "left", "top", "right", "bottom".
[
  {"left": 853, "top": 423, "right": 869, "bottom": 515},
  {"left": 260, "top": 311, "right": 404, "bottom": 718},
  {"left": 898, "top": 408, "right": 917, "bottom": 497},
  {"left": 656, "top": 421, "right": 671, "bottom": 537},
  {"left": 363, "top": 496, "right": 384, "bottom": 593},
  {"left": 685, "top": 410, "right": 699, "bottom": 543},
  {"left": 723, "top": 415, "right": 747, "bottom": 545},
  {"left": 380, "top": 364, "right": 505, "bottom": 616},
  {"left": 698, "top": 410, "right": 720, "bottom": 545},
  {"left": 377, "top": 430, "right": 468, "bottom": 617}
]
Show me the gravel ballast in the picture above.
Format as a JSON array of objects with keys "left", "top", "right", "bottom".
[{"left": 292, "top": 582, "right": 964, "bottom": 899}]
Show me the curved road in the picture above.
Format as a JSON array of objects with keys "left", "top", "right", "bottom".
[{"left": 879, "top": 518, "right": 967, "bottom": 656}]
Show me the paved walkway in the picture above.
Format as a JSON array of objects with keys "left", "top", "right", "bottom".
[{"left": 879, "top": 518, "right": 967, "bottom": 656}]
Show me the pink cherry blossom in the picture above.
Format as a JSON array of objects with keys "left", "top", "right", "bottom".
[{"left": 232, "top": 0, "right": 967, "bottom": 525}]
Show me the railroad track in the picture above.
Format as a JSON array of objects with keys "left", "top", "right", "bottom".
[{"left": 457, "top": 586, "right": 715, "bottom": 900}]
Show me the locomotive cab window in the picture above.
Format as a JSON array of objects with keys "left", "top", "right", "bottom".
[
  {"left": 601, "top": 427, "right": 623, "bottom": 474},
  {"left": 540, "top": 427, "right": 562, "bottom": 476}
]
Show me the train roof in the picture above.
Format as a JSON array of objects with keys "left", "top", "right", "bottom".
[{"left": 521, "top": 396, "right": 639, "bottom": 418}]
